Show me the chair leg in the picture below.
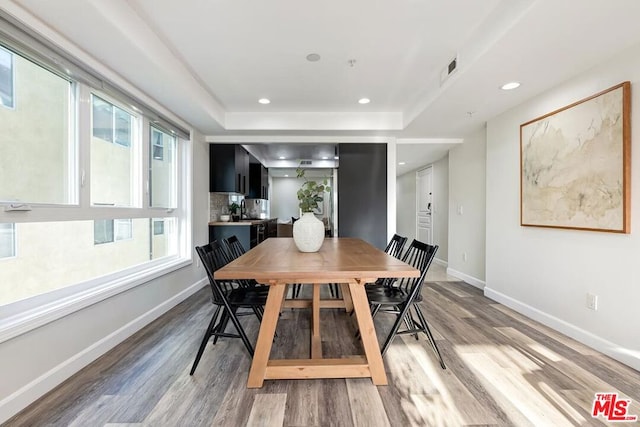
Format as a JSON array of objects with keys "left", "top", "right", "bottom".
[
  {"left": 212, "top": 309, "right": 230, "bottom": 345},
  {"left": 190, "top": 305, "right": 222, "bottom": 375},
  {"left": 224, "top": 304, "right": 255, "bottom": 357},
  {"left": 413, "top": 304, "right": 446, "bottom": 369},
  {"left": 381, "top": 303, "right": 412, "bottom": 357}
]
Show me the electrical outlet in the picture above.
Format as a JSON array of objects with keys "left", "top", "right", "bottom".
[
  {"left": 457, "top": 205, "right": 464, "bottom": 215},
  {"left": 462, "top": 252, "right": 467, "bottom": 262},
  {"left": 196, "top": 258, "right": 200, "bottom": 268},
  {"left": 586, "top": 293, "right": 598, "bottom": 310}
]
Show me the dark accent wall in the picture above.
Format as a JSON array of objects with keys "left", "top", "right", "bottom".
[{"left": 337, "top": 143, "right": 387, "bottom": 250}]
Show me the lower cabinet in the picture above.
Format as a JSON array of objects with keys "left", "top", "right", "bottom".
[{"left": 209, "top": 225, "right": 251, "bottom": 250}]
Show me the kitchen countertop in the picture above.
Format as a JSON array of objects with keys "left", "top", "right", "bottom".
[{"left": 208, "top": 218, "right": 278, "bottom": 226}]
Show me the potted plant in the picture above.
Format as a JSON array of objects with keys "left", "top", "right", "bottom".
[
  {"left": 293, "top": 166, "right": 331, "bottom": 252},
  {"left": 229, "top": 202, "right": 241, "bottom": 222}
]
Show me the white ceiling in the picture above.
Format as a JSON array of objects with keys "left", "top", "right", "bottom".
[{"left": 5, "top": 0, "right": 640, "bottom": 166}]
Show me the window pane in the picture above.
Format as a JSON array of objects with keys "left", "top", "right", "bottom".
[
  {"left": 150, "top": 127, "right": 177, "bottom": 208},
  {"left": 114, "top": 218, "right": 132, "bottom": 241},
  {"left": 92, "top": 96, "right": 113, "bottom": 142},
  {"left": 0, "top": 223, "right": 16, "bottom": 258},
  {"left": 1, "top": 219, "right": 177, "bottom": 306},
  {"left": 94, "top": 219, "right": 114, "bottom": 244},
  {"left": 0, "top": 46, "right": 14, "bottom": 108},
  {"left": 114, "top": 107, "right": 131, "bottom": 147},
  {"left": 0, "top": 45, "right": 73, "bottom": 204},
  {"left": 151, "top": 217, "right": 176, "bottom": 259},
  {"left": 91, "top": 95, "right": 136, "bottom": 206}
]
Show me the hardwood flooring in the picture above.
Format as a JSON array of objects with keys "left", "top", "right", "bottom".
[{"left": 6, "top": 272, "right": 640, "bottom": 426}]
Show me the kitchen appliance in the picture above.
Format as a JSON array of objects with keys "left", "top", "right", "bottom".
[{"left": 243, "top": 198, "right": 269, "bottom": 219}]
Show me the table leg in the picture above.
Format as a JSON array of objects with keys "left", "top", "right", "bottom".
[
  {"left": 311, "top": 283, "right": 322, "bottom": 359},
  {"left": 339, "top": 283, "right": 354, "bottom": 313},
  {"left": 348, "top": 281, "right": 388, "bottom": 385},
  {"left": 247, "top": 283, "right": 286, "bottom": 388}
]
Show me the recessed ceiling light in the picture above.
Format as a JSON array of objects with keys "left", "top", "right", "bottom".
[
  {"left": 322, "top": 156, "right": 328, "bottom": 160},
  {"left": 500, "top": 82, "right": 520, "bottom": 90},
  {"left": 334, "top": 156, "right": 339, "bottom": 160},
  {"left": 284, "top": 174, "right": 289, "bottom": 177},
  {"left": 358, "top": 98, "right": 370, "bottom": 104},
  {"left": 306, "top": 53, "right": 321, "bottom": 62},
  {"left": 258, "top": 98, "right": 271, "bottom": 104},
  {"left": 398, "top": 162, "right": 406, "bottom": 165},
  {"left": 279, "top": 156, "right": 285, "bottom": 160}
]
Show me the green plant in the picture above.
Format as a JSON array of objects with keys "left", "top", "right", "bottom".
[
  {"left": 296, "top": 166, "right": 331, "bottom": 213},
  {"left": 229, "top": 202, "right": 240, "bottom": 214}
]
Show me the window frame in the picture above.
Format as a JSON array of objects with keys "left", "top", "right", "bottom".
[{"left": 0, "top": 37, "right": 192, "bottom": 344}]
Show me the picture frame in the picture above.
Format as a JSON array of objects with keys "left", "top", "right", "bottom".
[{"left": 520, "top": 82, "right": 631, "bottom": 233}]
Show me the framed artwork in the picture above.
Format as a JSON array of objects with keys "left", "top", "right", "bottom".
[{"left": 520, "top": 82, "right": 631, "bottom": 233}]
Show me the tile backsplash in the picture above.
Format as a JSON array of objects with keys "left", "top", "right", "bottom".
[{"left": 209, "top": 193, "right": 244, "bottom": 221}]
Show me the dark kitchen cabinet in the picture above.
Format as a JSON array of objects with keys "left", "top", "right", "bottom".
[
  {"left": 249, "top": 163, "right": 269, "bottom": 199},
  {"left": 209, "top": 144, "right": 249, "bottom": 194}
]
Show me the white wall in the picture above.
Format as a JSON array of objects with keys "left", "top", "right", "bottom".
[
  {"left": 395, "top": 171, "right": 416, "bottom": 243},
  {"left": 0, "top": 132, "right": 209, "bottom": 423},
  {"left": 447, "top": 128, "right": 486, "bottom": 287},
  {"left": 485, "top": 42, "right": 640, "bottom": 370},
  {"left": 271, "top": 177, "right": 303, "bottom": 221},
  {"left": 432, "top": 155, "right": 449, "bottom": 263}
]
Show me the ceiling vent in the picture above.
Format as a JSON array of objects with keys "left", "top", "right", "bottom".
[
  {"left": 440, "top": 55, "right": 458, "bottom": 85},
  {"left": 299, "top": 160, "right": 313, "bottom": 165}
]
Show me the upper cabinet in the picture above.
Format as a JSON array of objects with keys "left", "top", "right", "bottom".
[
  {"left": 249, "top": 162, "right": 269, "bottom": 199},
  {"left": 209, "top": 144, "right": 250, "bottom": 194}
]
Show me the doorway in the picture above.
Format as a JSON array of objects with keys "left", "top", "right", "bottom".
[{"left": 416, "top": 166, "right": 433, "bottom": 244}]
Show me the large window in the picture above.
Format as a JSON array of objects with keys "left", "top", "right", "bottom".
[
  {"left": 0, "top": 223, "right": 15, "bottom": 259},
  {"left": 0, "top": 35, "right": 189, "bottom": 336},
  {"left": 0, "top": 46, "right": 13, "bottom": 108}
]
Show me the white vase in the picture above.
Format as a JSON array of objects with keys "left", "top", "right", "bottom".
[{"left": 293, "top": 212, "right": 325, "bottom": 252}]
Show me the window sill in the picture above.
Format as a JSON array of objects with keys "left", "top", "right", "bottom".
[{"left": 0, "top": 257, "right": 191, "bottom": 344}]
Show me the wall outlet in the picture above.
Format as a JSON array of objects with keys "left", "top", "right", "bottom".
[
  {"left": 196, "top": 258, "right": 200, "bottom": 268},
  {"left": 462, "top": 252, "right": 468, "bottom": 262},
  {"left": 586, "top": 293, "right": 598, "bottom": 310},
  {"left": 457, "top": 205, "right": 464, "bottom": 215}
]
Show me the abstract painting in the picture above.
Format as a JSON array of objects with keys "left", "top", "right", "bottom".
[{"left": 520, "top": 82, "right": 631, "bottom": 233}]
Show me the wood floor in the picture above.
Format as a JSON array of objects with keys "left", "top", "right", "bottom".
[{"left": 6, "top": 272, "right": 640, "bottom": 426}]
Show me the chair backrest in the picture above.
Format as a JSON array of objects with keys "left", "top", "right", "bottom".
[
  {"left": 195, "top": 241, "right": 236, "bottom": 304},
  {"left": 224, "top": 235, "right": 247, "bottom": 261},
  {"left": 395, "top": 239, "right": 438, "bottom": 299},
  {"left": 385, "top": 234, "right": 408, "bottom": 259}
]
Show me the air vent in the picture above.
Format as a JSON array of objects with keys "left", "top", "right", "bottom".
[
  {"left": 440, "top": 55, "right": 459, "bottom": 85},
  {"left": 300, "top": 160, "right": 313, "bottom": 165}
]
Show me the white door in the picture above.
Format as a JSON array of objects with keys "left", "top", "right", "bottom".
[{"left": 416, "top": 167, "right": 433, "bottom": 244}]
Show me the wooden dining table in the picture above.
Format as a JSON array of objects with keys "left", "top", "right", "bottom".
[{"left": 214, "top": 237, "right": 420, "bottom": 388}]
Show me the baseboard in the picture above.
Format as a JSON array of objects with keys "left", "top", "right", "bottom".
[
  {"left": 0, "top": 278, "right": 207, "bottom": 424},
  {"left": 446, "top": 267, "right": 485, "bottom": 289},
  {"left": 433, "top": 258, "right": 448, "bottom": 267},
  {"left": 484, "top": 286, "right": 640, "bottom": 371}
]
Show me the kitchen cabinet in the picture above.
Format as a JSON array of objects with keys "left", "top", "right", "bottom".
[
  {"left": 249, "top": 163, "right": 269, "bottom": 199},
  {"left": 209, "top": 144, "right": 249, "bottom": 194}
]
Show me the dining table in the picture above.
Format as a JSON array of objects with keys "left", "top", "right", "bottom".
[{"left": 213, "top": 237, "right": 420, "bottom": 388}]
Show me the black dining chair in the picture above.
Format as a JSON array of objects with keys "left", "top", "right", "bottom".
[
  {"left": 190, "top": 241, "right": 269, "bottom": 375},
  {"left": 365, "top": 234, "right": 408, "bottom": 291},
  {"left": 366, "top": 239, "right": 445, "bottom": 369}
]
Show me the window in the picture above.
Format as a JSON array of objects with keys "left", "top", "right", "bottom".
[
  {"left": 153, "top": 219, "right": 164, "bottom": 235},
  {"left": 0, "top": 223, "right": 15, "bottom": 258},
  {"left": 94, "top": 219, "right": 133, "bottom": 244},
  {"left": 0, "top": 46, "right": 14, "bottom": 109},
  {"left": 0, "top": 31, "right": 190, "bottom": 337},
  {"left": 149, "top": 126, "right": 177, "bottom": 209},
  {"left": 91, "top": 94, "right": 138, "bottom": 207},
  {"left": 0, "top": 45, "right": 73, "bottom": 205}
]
